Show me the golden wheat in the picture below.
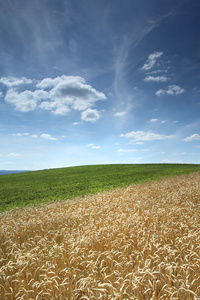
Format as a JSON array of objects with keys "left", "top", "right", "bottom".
[{"left": 0, "top": 172, "right": 200, "bottom": 299}]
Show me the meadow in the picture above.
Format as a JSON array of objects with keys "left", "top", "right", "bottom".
[
  {"left": 1, "top": 163, "right": 200, "bottom": 211},
  {"left": 0, "top": 171, "right": 200, "bottom": 299}
]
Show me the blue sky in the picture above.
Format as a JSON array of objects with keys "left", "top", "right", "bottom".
[{"left": 1, "top": 0, "right": 200, "bottom": 170}]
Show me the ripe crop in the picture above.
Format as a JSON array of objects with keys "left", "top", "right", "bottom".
[{"left": 0, "top": 172, "right": 200, "bottom": 299}]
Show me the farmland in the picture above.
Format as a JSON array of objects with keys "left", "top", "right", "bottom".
[
  {"left": 1, "top": 163, "right": 200, "bottom": 212},
  {"left": 0, "top": 170, "right": 200, "bottom": 299}
]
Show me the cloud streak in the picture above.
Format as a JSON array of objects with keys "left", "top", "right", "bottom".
[
  {"left": 120, "top": 130, "right": 174, "bottom": 142},
  {"left": 144, "top": 75, "right": 168, "bottom": 82}
]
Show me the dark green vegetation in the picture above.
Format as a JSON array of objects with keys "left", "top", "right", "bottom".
[{"left": 1, "top": 164, "right": 200, "bottom": 212}]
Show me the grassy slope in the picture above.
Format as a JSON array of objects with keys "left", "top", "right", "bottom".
[{"left": 0, "top": 163, "right": 200, "bottom": 212}]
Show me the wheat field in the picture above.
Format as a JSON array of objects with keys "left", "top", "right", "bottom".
[{"left": 0, "top": 172, "right": 200, "bottom": 299}]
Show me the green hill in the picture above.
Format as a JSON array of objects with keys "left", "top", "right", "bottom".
[{"left": 0, "top": 163, "right": 200, "bottom": 212}]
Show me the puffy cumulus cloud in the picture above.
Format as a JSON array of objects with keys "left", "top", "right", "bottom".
[
  {"left": 144, "top": 75, "right": 168, "bottom": 82},
  {"left": 2, "top": 75, "right": 106, "bottom": 121},
  {"left": 156, "top": 85, "right": 184, "bottom": 96},
  {"left": 0, "top": 76, "right": 32, "bottom": 87},
  {"left": 120, "top": 130, "right": 174, "bottom": 142},
  {"left": 39, "top": 101, "right": 70, "bottom": 115},
  {"left": 183, "top": 134, "right": 200, "bottom": 142},
  {"left": 40, "top": 134, "right": 57, "bottom": 140},
  {"left": 5, "top": 89, "right": 48, "bottom": 112},
  {"left": 81, "top": 108, "right": 101, "bottom": 122},
  {"left": 37, "top": 76, "right": 84, "bottom": 89},
  {"left": 141, "top": 51, "right": 163, "bottom": 71},
  {"left": 38, "top": 75, "right": 106, "bottom": 115}
]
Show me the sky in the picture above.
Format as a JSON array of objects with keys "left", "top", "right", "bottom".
[{"left": 1, "top": 0, "right": 200, "bottom": 170}]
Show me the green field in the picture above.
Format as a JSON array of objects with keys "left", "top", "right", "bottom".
[{"left": 0, "top": 163, "right": 200, "bottom": 212}]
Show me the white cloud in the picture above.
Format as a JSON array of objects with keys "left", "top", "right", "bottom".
[
  {"left": 120, "top": 130, "right": 174, "bottom": 142},
  {"left": 7, "top": 153, "right": 23, "bottom": 157},
  {"left": 5, "top": 89, "right": 48, "bottom": 112},
  {"left": 155, "top": 89, "right": 165, "bottom": 96},
  {"left": 144, "top": 76, "right": 168, "bottom": 82},
  {"left": 150, "top": 118, "right": 158, "bottom": 123},
  {"left": 141, "top": 51, "right": 163, "bottom": 71},
  {"left": 0, "top": 76, "right": 32, "bottom": 87},
  {"left": 36, "top": 75, "right": 73, "bottom": 89},
  {"left": 38, "top": 75, "right": 106, "bottom": 115},
  {"left": 166, "top": 85, "right": 185, "bottom": 95},
  {"left": 183, "top": 134, "right": 200, "bottom": 142},
  {"left": 11, "top": 133, "right": 29, "bottom": 136},
  {"left": 118, "top": 149, "right": 137, "bottom": 152},
  {"left": 73, "top": 122, "right": 82, "bottom": 125},
  {"left": 3, "top": 75, "right": 106, "bottom": 118},
  {"left": 161, "top": 159, "right": 184, "bottom": 164},
  {"left": 135, "top": 142, "right": 144, "bottom": 145},
  {"left": 156, "top": 85, "right": 184, "bottom": 96},
  {"left": 87, "top": 144, "right": 100, "bottom": 149},
  {"left": 40, "top": 134, "right": 57, "bottom": 140},
  {"left": 81, "top": 108, "right": 101, "bottom": 122},
  {"left": 52, "top": 106, "right": 71, "bottom": 115},
  {"left": 114, "top": 111, "right": 127, "bottom": 117},
  {"left": 32, "top": 135, "right": 38, "bottom": 138}
]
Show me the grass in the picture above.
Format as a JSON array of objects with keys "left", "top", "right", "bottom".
[
  {"left": 1, "top": 163, "right": 200, "bottom": 212},
  {"left": 0, "top": 172, "right": 200, "bottom": 299}
]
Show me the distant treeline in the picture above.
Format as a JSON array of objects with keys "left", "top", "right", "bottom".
[{"left": 0, "top": 170, "right": 30, "bottom": 176}]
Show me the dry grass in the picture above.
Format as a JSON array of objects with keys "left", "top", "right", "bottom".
[{"left": 0, "top": 172, "right": 200, "bottom": 300}]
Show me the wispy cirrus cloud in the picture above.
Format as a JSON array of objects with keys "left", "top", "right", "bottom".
[
  {"left": 141, "top": 51, "right": 163, "bottom": 71},
  {"left": 120, "top": 130, "right": 174, "bottom": 142},
  {"left": 118, "top": 149, "right": 137, "bottom": 152},
  {"left": 7, "top": 153, "right": 23, "bottom": 157}
]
